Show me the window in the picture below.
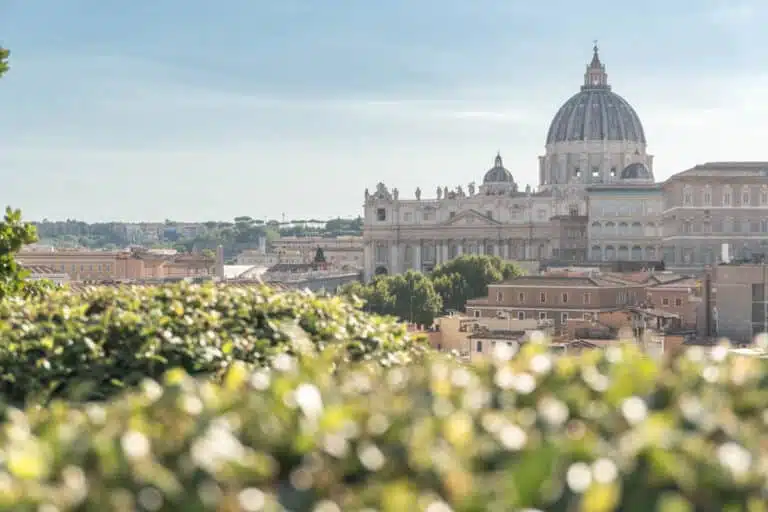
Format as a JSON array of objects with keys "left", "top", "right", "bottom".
[
  {"left": 583, "top": 292, "right": 591, "bottom": 304},
  {"left": 703, "top": 188, "right": 712, "bottom": 205},
  {"left": 97, "top": 264, "right": 102, "bottom": 272},
  {"left": 517, "top": 311, "right": 525, "bottom": 320},
  {"left": 80, "top": 264, "right": 84, "bottom": 272},
  {"left": 742, "top": 187, "right": 750, "bottom": 206},
  {"left": 486, "top": 210, "right": 493, "bottom": 220},
  {"left": 723, "top": 187, "right": 732, "bottom": 206},
  {"left": 496, "top": 291, "right": 503, "bottom": 303},
  {"left": 675, "top": 298, "right": 682, "bottom": 307},
  {"left": 449, "top": 212, "right": 456, "bottom": 219},
  {"left": 591, "top": 168, "right": 600, "bottom": 179},
  {"left": 376, "top": 208, "right": 387, "bottom": 221},
  {"left": 574, "top": 167, "right": 581, "bottom": 178},
  {"left": 761, "top": 187, "right": 768, "bottom": 205},
  {"left": 539, "top": 312, "right": 547, "bottom": 320},
  {"left": 561, "top": 312, "right": 569, "bottom": 324},
  {"left": 473, "top": 310, "right": 480, "bottom": 318},
  {"left": 561, "top": 292, "right": 568, "bottom": 303},
  {"left": 540, "top": 292, "right": 547, "bottom": 303},
  {"left": 610, "top": 167, "right": 617, "bottom": 177},
  {"left": 683, "top": 186, "right": 693, "bottom": 206},
  {"left": 476, "top": 341, "right": 483, "bottom": 353},
  {"left": 422, "top": 210, "right": 434, "bottom": 222},
  {"left": 662, "top": 297, "right": 669, "bottom": 306},
  {"left": 403, "top": 212, "right": 412, "bottom": 222},
  {"left": 518, "top": 292, "right": 525, "bottom": 303}
]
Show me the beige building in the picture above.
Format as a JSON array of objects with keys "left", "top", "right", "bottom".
[
  {"left": 661, "top": 162, "right": 768, "bottom": 269},
  {"left": 710, "top": 263, "right": 768, "bottom": 343},
  {"left": 17, "top": 248, "right": 214, "bottom": 281},
  {"left": 272, "top": 236, "right": 363, "bottom": 268}
]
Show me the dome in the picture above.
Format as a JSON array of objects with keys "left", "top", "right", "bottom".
[
  {"left": 483, "top": 153, "right": 514, "bottom": 183},
  {"left": 620, "top": 162, "right": 651, "bottom": 180},
  {"left": 545, "top": 46, "right": 646, "bottom": 145}
]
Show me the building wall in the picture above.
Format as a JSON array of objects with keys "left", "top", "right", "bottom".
[
  {"left": 646, "top": 286, "right": 700, "bottom": 329},
  {"left": 713, "top": 264, "right": 768, "bottom": 343},
  {"left": 661, "top": 164, "right": 768, "bottom": 268}
]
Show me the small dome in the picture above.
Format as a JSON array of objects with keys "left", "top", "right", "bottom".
[
  {"left": 483, "top": 153, "right": 514, "bottom": 183},
  {"left": 620, "top": 162, "right": 651, "bottom": 180}
]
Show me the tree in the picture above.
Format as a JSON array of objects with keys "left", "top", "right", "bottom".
[
  {"left": 341, "top": 271, "right": 442, "bottom": 326},
  {"left": 430, "top": 255, "right": 523, "bottom": 311},
  {"left": 0, "top": 47, "right": 8, "bottom": 78},
  {"left": 0, "top": 207, "right": 52, "bottom": 300},
  {"left": 314, "top": 247, "right": 326, "bottom": 263}
]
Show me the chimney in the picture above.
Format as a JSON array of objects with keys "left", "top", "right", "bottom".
[
  {"left": 258, "top": 235, "right": 266, "bottom": 254},
  {"left": 216, "top": 245, "right": 225, "bottom": 280},
  {"left": 721, "top": 243, "right": 730, "bottom": 264}
]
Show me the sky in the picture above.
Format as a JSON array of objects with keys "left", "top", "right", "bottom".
[{"left": 1, "top": 0, "right": 768, "bottom": 222}]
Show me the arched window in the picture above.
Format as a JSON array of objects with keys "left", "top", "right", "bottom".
[
  {"left": 723, "top": 185, "right": 732, "bottom": 206},
  {"left": 591, "top": 222, "right": 602, "bottom": 236},
  {"left": 631, "top": 246, "right": 643, "bottom": 260},
  {"left": 703, "top": 185, "right": 712, "bottom": 206},
  {"left": 742, "top": 186, "right": 751, "bottom": 206},
  {"left": 591, "top": 245, "right": 602, "bottom": 261},
  {"left": 683, "top": 185, "right": 693, "bottom": 206}
]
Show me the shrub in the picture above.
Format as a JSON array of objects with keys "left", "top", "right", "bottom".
[
  {"left": 0, "top": 283, "right": 427, "bottom": 405},
  {"left": 0, "top": 343, "right": 765, "bottom": 510}
]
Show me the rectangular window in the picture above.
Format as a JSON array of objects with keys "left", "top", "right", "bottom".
[
  {"left": 583, "top": 292, "right": 591, "bottom": 304},
  {"left": 473, "top": 310, "right": 480, "bottom": 318},
  {"left": 675, "top": 298, "right": 682, "bottom": 307},
  {"left": 539, "top": 312, "right": 547, "bottom": 320},
  {"left": 662, "top": 297, "right": 669, "bottom": 306},
  {"left": 476, "top": 341, "right": 483, "bottom": 353},
  {"left": 561, "top": 292, "right": 568, "bottom": 303},
  {"left": 540, "top": 292, "right": 546, "bottom": 303},
  {"left": 403, "top": 212, "right": 412, "bottom": 222},
  {"left": 496, "top": 291, "right": 503, "bottom": 303},
  {"left": 376, "top": 208, "right": 386, "bottom": 221},
  {"left": 518, "top": 292, "right": 525, "bottom": 303},
  {"left": 449, "top": 211, "right": 456, "bottom": 219},
  {"left": 561, "top": 312, "right": 569, "bottom": 324},
  {"left": 486, "top": 210, "right": 493, "bottom": 220},
  {"left": 517, "top": 311, "right": 525, "bottom": 320}
]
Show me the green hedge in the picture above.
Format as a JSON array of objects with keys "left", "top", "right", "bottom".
[
  {"left": 0, "top": 284, "right": 426, "bottom": 405},
  {"left": 0, "top": 344, "right": 765, "bottom": 510}
]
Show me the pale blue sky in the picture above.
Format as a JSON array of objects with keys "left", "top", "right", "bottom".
[{"left": 1, "top": 0, "right": 767, "bottom": 222}]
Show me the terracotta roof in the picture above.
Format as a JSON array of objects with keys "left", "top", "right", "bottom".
[
  {"left": 496, "top": 276, "right": 632, "bottom": 287},
  {"left": 21, "top": 264, "right": 63, "bottom": 275}
]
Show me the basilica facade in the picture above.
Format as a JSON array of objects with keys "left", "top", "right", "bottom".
[{"left": 362, "top": 46, "right": 768, "bottom": 280}]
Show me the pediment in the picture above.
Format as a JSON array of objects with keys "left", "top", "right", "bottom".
[{"left": 441, "top": 209, "right": 501, "bottom": 227}]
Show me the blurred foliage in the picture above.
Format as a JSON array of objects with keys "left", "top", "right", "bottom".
[
  {"left": 0, "top": 343, "right": 765, "bottom": 510},
  {"left": 0, "top": 283, "right": 428, "bottom": 406}
]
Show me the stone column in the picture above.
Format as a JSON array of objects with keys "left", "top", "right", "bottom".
[
  {"left": 494, "top": 242, "right": 500, "bottom": 258},
  {"left": 414, "top": 241, "right": 422, "bottom": 271},
  {"left": 363, "top": 242, "right": 373, "bottom": 282},
  {"left": 390, "top": 243, "right": 399, "bottom": 274},
  {"left": 478, "top": 240, "right": 485, "bottom": 255},
  {"left": 457, "top": 240, "right": 464, "bottom": 256},
  {"left": 443, "top": 242, "right": 449, "bottom": 262}
]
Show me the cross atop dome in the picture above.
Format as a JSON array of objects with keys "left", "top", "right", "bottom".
[{"left": 583, "top": 41, "right": 610, "bottom": 91}]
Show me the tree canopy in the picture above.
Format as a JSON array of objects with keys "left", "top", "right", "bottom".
[
  {"left": 431, "top": 254, "right": 522, "bottom": 311},
  {"left": 342, "top": 255, "right": 522, "bottom": 324},
  {"left": 341, "top": 270, "right": 443, "bottom": 326},
  {"left": 0, "top": 207, "right": 53, "bottom": 300},
  {"left": 314, "top": 247, "right": 326, "bottom": 263},
  {"left": 0, "top": 47, "right": 8, "bottom": 77}
]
